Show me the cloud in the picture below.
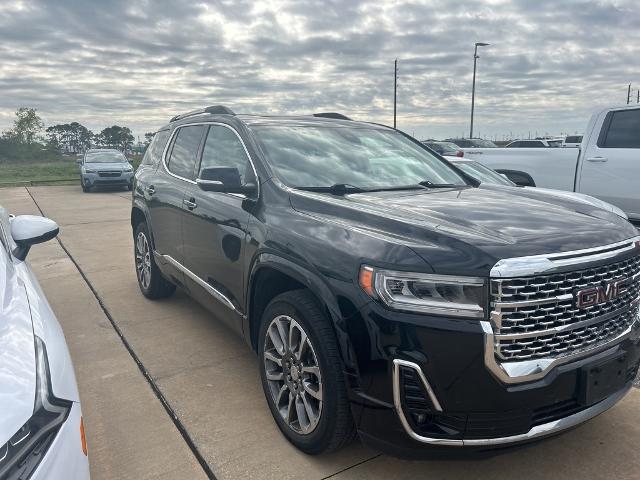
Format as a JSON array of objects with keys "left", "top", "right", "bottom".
[{"left": 0, "top": 0, "right": 638, "bottom": 140}]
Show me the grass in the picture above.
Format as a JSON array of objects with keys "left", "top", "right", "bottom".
[{"left": 0, "top": 155, "right": 143, "bottom": 187}]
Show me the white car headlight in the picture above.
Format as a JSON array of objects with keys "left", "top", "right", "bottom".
[
  {"left": 359, "top": 266, "right": 487, "bottom": 318},
  {"left": 82, "top": 168, "right": 96, "bottom": 173},
  {"left": 124, "top": 165, "right": 133, "bottom": 172}
]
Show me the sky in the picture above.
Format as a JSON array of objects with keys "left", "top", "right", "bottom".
[{"left": 0, "top": 0, "right": 639, "bottom": 142}]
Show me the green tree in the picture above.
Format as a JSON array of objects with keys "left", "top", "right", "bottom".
[
  {"left": 144, "top": 132, "right": 154, "bottom": 147},
  {"left": 3, "top": 107, "right": 44, "bottom": 144},
  {"left": 46, "top": 122, "right": 93, "bottom": 153},
  {"left": 96, "top": 125, "right": 134, "bottom": 151}
]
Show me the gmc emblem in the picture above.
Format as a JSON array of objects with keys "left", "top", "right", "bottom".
[{"left": 575, "top": 278, "right": 630, "bottom": 309}]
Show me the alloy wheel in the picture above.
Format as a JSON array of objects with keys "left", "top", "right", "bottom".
[
  {"left": 263, "top": 315, "right": 323, "bottom": 435},
  {"left": 135, "top": 232, "right": 151, "bottom": 289}
]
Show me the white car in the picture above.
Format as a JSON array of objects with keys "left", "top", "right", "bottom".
[{"left": 0, "top": 208, "right": 90, "bottom": 479}]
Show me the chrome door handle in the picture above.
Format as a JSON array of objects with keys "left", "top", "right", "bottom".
[
  {"left": 183, "top": 199, "right": 197, "bottom": 210},
  {"left": 146, "top": 185, "right": 156, "bottom": 195},
  {"left": 586, "top": 156, "right": 608, "bottom": 162}
]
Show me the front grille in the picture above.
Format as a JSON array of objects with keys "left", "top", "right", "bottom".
[
  {"left": 98, "top": 171, "right": 121, "bottom": 177},
  {"left": 491, "top": 254, "right": 640, "bottom": 363}
]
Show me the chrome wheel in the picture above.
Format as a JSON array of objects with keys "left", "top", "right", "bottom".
[
  {"left": 135, "top": 232, "right": 151, "bottom": 289},
  {"left": 263, "top": 315, "right": 323, "bottom": 435}
]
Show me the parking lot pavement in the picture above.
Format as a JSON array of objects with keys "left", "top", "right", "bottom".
[{"left": 1, "top": 184, "right": 639, "bottom": 480}]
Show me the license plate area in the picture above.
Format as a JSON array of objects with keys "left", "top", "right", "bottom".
[{"left": 578, "top": 351, "right": 627, "bottom": 406}]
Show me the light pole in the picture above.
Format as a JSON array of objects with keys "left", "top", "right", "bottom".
[{"left": 470, "top": 42, "right": 489, "bottom": 138}]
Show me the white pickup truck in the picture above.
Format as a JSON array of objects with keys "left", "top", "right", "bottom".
[{"left": 463, "top": 105, "right": 640, "bottom": 226}]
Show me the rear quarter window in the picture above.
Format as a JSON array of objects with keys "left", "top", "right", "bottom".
[
  {"left": 142, "top": 129, "right": 170, "bottom": 166},
  {"left": 599, "top": 109, "right": 640, "bottom": 148}
]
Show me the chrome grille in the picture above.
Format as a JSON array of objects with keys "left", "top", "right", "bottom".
[{"left": 491, "top": 254, "right": 640, "bottom": 362}]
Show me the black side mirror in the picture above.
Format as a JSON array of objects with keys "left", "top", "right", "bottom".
[{"left": 197, "top": 167, "right": 257, "bottom": 196}]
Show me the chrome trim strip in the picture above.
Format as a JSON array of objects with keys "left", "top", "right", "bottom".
[
  {"left": 481, "top": 319, "right": 636, "bottom": 384},
  {"left": 156, "top": 252, "right": 236, "bottom": 311},
  {"left": 491, "top": 236, "right": 640, "bottom": 278},
  {"left": 393, "top": 359, "right": 443, "bottom": 412},
  {"left": 493, "top": 293, "right": 573, "bottom": 309},
  {"left": 161, "top": 121, "right": 260, "bottom": 199},
  {"left": 393, "top": 358, "right": 632, "bottom": 446}
]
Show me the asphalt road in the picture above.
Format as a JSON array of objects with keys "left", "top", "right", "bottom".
[{"left": 1, "top": 185, "right": 639, "bottom": 480}]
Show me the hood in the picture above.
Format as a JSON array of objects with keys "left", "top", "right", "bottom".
[
  {"left": 84, "top": 161, "right": 131, "bottom": 171},
  {"left": 0, "top": 255, "right": 36, "bottom": 445},
  {"left": 290, "top": 186, "right": 637, "bottom": 274},
  {"left": 522, "top": 186, "right": 628, "bottom": 220}
]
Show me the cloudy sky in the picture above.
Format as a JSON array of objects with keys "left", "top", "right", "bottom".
[{"left": 1, "top": 0, "right": 638, "bottom": 141}]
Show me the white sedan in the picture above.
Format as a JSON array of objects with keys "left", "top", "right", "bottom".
[{"left": 0, "top": 208, "right": 90, "bottom": 479}]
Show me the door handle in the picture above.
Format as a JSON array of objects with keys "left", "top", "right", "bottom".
[
  {"left": 146, "top": 185, "right": 156, "bottom": 195},
  {"left": 183, "top": 198, "right": 197, "bottom": 210},
  {"left": 586, "top": 156, "right": 608, "bottom": 162}
]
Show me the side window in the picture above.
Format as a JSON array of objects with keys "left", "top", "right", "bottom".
[
  {"left": 166, "top": 126, "right": 206, "bottom": 180},
  {"left": 601, "top": 109, "right": 640, "bottom": 148},
  {"left": 142, "top": 129, "right": 170, "bottom": 166},
  {"left": 198, "top": 126, "right": 253, "bottom": 184},
  {"left": 509, "top": 141, "right": 521, "bottom": 148}
]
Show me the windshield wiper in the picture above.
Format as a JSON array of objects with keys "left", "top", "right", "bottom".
[
  {"left": 418, "top": 181, "right": 462, "bottom": 188},
  {"left": 296, "top": 184, "right": 368, "bottom": 195}
]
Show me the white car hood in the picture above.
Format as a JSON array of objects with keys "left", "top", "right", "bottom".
[{"left": 0, "top": 258, "right": 36, "bottom": 445}]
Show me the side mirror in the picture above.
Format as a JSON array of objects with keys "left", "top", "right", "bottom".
[
  {"left": 197, "top": 167, "right": 257, "bottom": 196},
  {"left": 76, "top": 158, "right": 83, "bottom": 165},
  {"left": 11, "top": 215, "right": 59, "bottom": 261}
]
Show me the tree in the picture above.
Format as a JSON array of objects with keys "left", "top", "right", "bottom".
[
  {"left": 46, "top": 122, "right": 93, "bottom": 153},
  {"left": 144, "top": 132, "right": 154, "bottom": 147},
  {"left": 3, "top": 107, "right": 44, "bottom": 144},
  {"left": 96, "top": 125, "right": 134, "bottom": 151}
]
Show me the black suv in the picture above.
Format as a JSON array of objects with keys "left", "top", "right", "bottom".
[{"left": 131, "top": 106, "right": 640, "bottom": 456}]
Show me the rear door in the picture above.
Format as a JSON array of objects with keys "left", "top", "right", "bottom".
[
  {"left": 181, "top": 124, "right": 256, "bottom": 332},
  {"left": 578, "top": 108, "right": 640, "bottom": 220},
  {"left": 146, "top": 124, "right": 206, "bottom": 266}
]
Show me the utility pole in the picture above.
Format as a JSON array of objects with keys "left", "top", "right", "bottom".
[
  {"left": 627, "top": 84, "right": 632, "bottom": 104},
  {"left": 637, "top": 89, "right": 639, "bottom": 104},
  {"left": 470, "top": 42, "right": 489, "bottom": 138},
  {"left": 393, "top": 59, "right": 398, "bottom": 129}
]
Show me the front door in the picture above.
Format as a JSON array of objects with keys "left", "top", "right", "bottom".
[
  {"left": 578, "top": 107, "right": 640, "bottom": 221},
  {"left": 182, "top": 124, "right": 257, "bottom": 332}
]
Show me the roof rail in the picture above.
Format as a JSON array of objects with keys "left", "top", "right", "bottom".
[
  {"left": 312, "top": 112, "right": 352, "bottom": 121},
  {"left": 170, "top": 105, "right": 236, "bottom": 122}
]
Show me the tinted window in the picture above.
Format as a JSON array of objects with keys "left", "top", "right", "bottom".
[
  {"left": 142, "top": 130, "right": 170, "bottom": 166},
  {"left": 522, "top": 141, "right": 545, "bottom": 147},
  {"left": 507, "top": 141, "right": 522, "bottom": 148},
  {"left": 565, "top": 136, "right": 582, "bottom": 143},
  {"left": 199, "top": 126, "right": 252, "bottom": 183},
  {"left": 253, "top": 126, "right": 466, "bottom": 188},
  {"left": 166, "top": 126, "right": 206, "bottom": 180},
  {"left": 602, "top": 109, "right": 640, "bottom": 148}
]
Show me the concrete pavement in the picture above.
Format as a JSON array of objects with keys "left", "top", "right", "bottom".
[{"left": 1, "top": 185, "right": 639, "bottom": 479}]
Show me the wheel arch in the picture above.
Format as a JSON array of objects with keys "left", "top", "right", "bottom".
[
  {"left": 131, "top": 200, "right": 155, "bottom": 249},
  {"left": 245, "top": 253, "right": 360, "bottom": 376}
]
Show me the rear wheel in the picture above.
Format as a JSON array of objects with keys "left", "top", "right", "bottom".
[
  {"left": 258, "top": 290, "right": 356, "bottom": 454},
  {"left": 134, "top": 222, "right": 175, "bottom": 299}
]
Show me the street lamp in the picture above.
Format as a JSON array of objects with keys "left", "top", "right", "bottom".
[{"left": 470, "top": 42, "right": 489, "bottom": 139}]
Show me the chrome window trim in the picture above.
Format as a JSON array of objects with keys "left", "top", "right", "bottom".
[
  {"left": 490, "top": 236, "right": 640, "bottom": 278},
  {"left": 161, "top": 121, "right": 260, "bottom": 200},
  {"left": 155, "top": 252, "right": 237, "bottom": 312},
  {"left": 393, "top": 357, "right": 632, "bottom": 446}
]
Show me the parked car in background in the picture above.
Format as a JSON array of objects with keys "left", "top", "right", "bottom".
[
  {"left": 506, "top": 139, "right": 558, "bottom": 148},
  {"left": 445, "top": 137, "right": 498, "bottom": 148},
  {"left": 131, "top": 106, "right": 640, "bottom": 457},
  {"left": 78, "top": 149, "right": 134, "bottom": 192},
  {"left": 563, "top": 135, "right": 583, "bottom": 147},
  {"left": 0, "top": 208, "right": 89, "bottom": 479},
  {"left": 421, "top": 140, "right": 464, "bottom": 157},
  {"left": 462, "top": 105, "right": 640, "bottom": 226},
  {"left": 446, "top": 157, "right": 629, "bottom": 220}
]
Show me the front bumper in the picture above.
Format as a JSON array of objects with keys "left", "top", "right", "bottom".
[
  {"left": 82, "top": 171, "right": 133, "bottom": 187},
  {"left": 32, "top": 402, "right": 90, "bottom": 479},
  {"left": 349, "top": 302, "right": 640, "bottom": 456}
]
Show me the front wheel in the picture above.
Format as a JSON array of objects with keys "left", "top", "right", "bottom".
[
  {"left": 258, "top": 290, "right": 355, "bottom": 454},
  {"left": 134, "top": 222, "right": 175, "bottom": 299}
]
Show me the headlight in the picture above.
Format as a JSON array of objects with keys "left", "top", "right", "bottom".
[
  {"left": 83, "top": 168, "right": 96, "bottom": 173},
  {"left": 0, "top": 337, "right": 71, "bottom": 478},
  {"left": 124, "top": 165, "right": 133, "bottom": 172},
  {"left": 359, "top": 266, "right": 487, "bottom": 318}
]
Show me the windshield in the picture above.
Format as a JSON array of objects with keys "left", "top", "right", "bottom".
[
  {"left": 253, "top": 126, "right": 467, "bottom": 189},
  {"left": 454, "top": 161, "right": 514, "bottom": 186},
  {"left": 85, "top": 151, "right": 127, "bottom": 163}
]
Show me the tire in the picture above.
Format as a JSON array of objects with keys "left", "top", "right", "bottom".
[
  {"left": 81, "top": 179, "right": 90, "bottom": 193},
  {"left": 133, "top": 221, "right": 176, "bottom": 299},
  {"left": 127, "top": 184, "right": 133, "bottom": 191},
  {"left": 258, "top": 289, "right": 356, "bottom": 454}
]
